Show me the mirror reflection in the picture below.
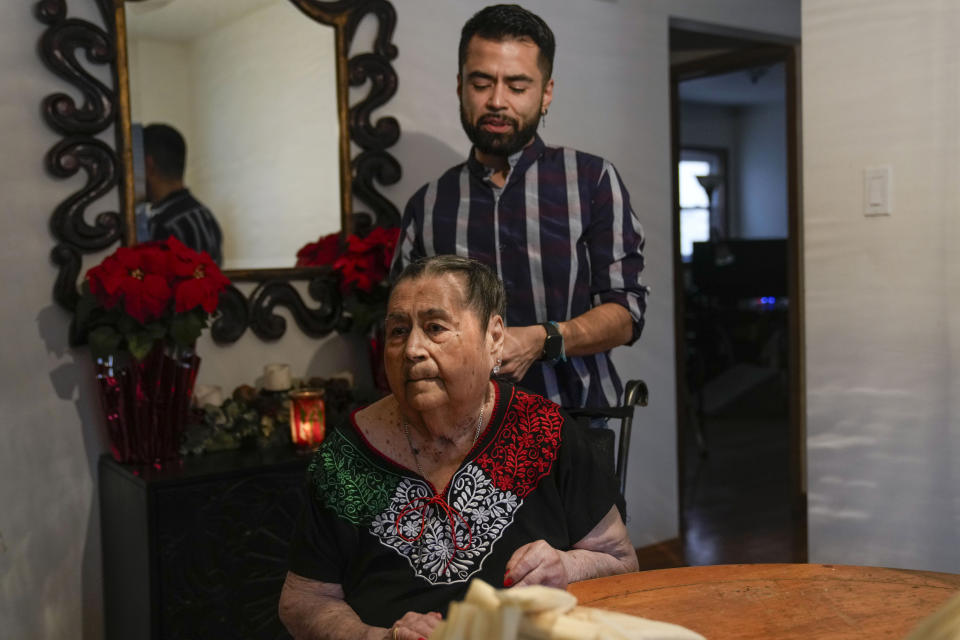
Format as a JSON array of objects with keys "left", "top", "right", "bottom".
[{"left": 126, "top": 0, "right": 341, "bottom": 270}]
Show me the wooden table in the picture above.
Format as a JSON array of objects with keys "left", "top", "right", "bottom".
[{"left": 568, "top": 564, "right": 960, "bottom": 639}]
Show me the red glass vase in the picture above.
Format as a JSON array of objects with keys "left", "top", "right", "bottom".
[{"left": 94, "top": 342, "right": 200, "bottom": 466}]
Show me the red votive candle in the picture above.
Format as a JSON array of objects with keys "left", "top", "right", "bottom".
[{"left": 289, "top": 389, "right": 326, "bottom": 449}]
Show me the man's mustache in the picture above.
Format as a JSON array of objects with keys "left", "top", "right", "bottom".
[{"left": 478, "top": 114, "right": 518, "bottom": 127}]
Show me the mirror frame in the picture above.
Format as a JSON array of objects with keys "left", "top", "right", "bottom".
[{"left": 36, "top": 0, "right": 401, "bottom": 344}]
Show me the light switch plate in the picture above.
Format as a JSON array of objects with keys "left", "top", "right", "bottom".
[{"left": 863, "top": 166, "right": 892, "bottom": 216}]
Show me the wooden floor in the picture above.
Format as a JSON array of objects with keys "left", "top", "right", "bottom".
[{"left": 636, "top": 375, "right": 798, "bottom": 570}]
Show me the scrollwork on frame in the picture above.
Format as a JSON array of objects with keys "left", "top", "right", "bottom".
[
  {"left": 46, "top": 136, "right": 122, "bottom": 250},
  {"left": 37, "top": 16, "right": 114, "bottom": 135},
  {"left": 344, "top": 0, "right": 398, "bottom": 61},
  {"left": 349, "top": 52, "right": 400, "bottom": 151},
  {"left": 210, "top": 287, "right": 251, "bottom": 345},
  {"left": 51, "top": 244, "right": 82, "bottom": 315},
  {"left": 248, "top": 275, "right": 344, "bottom": 341},
  {"left": 351, "top": 150, "right": 402, "bottom": 232},
  {"left": 36, "top": 0, "right": 121, "bottom": 318}
]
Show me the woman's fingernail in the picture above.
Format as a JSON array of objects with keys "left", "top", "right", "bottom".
[{"left": 503, "top": 576, "right": 514, "bottom": 587}]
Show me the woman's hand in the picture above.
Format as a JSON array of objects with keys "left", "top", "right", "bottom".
[
  {"left": 389, "top": 610, "right": 442, "bottom": 640},
  {"left": 503, "top": 539, "right": 572, "bottom": 589},
  {"left": 502, "top": 507, "right": 640, "bottom": 591}
]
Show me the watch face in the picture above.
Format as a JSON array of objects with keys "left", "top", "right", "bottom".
[{"left": 543, "top": 334, "right": 563, "bottom": 361}]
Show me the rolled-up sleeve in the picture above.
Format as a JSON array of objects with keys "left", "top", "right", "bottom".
[{"left": 587, "top": 161, "right": 649, "bottom": 345}]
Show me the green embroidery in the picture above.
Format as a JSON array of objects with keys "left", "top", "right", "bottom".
[{"left": 309, "top": 429, "right": 400, "bottom": 526}]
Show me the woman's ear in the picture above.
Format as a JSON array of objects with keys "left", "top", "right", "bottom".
[{"left": 487, "top": 314, "right": 505, "bottom": 360}]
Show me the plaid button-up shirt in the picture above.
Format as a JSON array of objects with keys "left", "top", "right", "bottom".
[{"left": 391, "top": 135, "right": 648, "bottom": 408}]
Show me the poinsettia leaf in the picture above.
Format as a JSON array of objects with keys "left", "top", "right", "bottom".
[
  {"left": 88, "top": 326, "right": 122, "bottom": 359},
  {"left": 127, "top": 331, "right": 157, "bottom": 361},
  {"left": 117, "top": 313, "right": 140, "bottom": 335},
  {"left": 355, "top": 282, "right": 390, "bottom": 303},
  {"left": 346, "top": 304, "right": 376, "bottom": 336},
  {"left": 74, "top": 288, "right": 100, "bottom": 330},
  {"left": 144, "top": 322, "right": 166, "bottom": 341},
  {"left": 170, "top": 310, "right": 204, "bottom": 348}
]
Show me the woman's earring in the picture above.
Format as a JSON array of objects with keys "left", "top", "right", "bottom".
[{"left": 492, "top": 358, "right": 502, "bottom": 375}]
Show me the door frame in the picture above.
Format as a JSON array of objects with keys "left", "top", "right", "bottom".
[{"left": 669, "top": 25, "right": 807, "bottom": 562}]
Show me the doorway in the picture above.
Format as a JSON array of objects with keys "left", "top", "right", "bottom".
[{"left": 670, "top": 22, "right": 806, "bottom": 564}]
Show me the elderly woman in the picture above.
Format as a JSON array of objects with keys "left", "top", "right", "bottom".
[{"left": 279, "top": 256, "right": 638, "bottom": 640}]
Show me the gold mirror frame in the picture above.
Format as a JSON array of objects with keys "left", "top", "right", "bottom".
[{"left": 36, "top": 0, "right": 401, "bottom": 344}]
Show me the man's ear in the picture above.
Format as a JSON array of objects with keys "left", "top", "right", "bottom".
[
  {"left": 541, "top": 77, "right": 554, "bottom": 113},
  {"left": 457, "top": 73, "right": 463, "bottom": 100}
]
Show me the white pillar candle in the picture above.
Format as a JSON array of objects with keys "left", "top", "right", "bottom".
[
  {"left": 194, "top": 384, "right": 223, "bottom": 408},
  {"left": 263, "top": 363, "right": 292, "bottom": 391}
]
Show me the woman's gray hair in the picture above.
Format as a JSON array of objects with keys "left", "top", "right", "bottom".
[{"left": 391, "top": 255, "right": 506, "bottom": 329}]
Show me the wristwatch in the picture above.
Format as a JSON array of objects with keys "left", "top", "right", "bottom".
[{"left": 540, "top": 321, "right": 566, "bottom": 365}]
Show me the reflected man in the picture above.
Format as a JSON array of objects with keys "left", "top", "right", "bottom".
[
  {"left": 143, "top": 123, "right": 223, "bottom": 265},
  {"left": 391, "top": 5, "right": 648, "bottom": 409}
]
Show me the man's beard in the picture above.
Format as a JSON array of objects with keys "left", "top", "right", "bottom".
[{"left": 460, "top": 105, "right": 541, "bottom": 157}]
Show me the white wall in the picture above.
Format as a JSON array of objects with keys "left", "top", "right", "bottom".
[
  {"left": 739, "top": 102, "right": 787, "bottom": 238},
  {"left": 1, "top": 3, "right": 109, "bottom": 638},
  {"left": 0, "top": 1, "right": 798, "bottom": 638},
  {"left": 803, "top": 0, "right": 960, "bottom": 572},
  {"left": 128, "top": 1, "right": 341, "bottom": 270},
  {"left": 188, "top": 2, "right": 340, "bottom": 269},
  {"left": 127, "top": 38, "right": 196, "bottom": 186}
]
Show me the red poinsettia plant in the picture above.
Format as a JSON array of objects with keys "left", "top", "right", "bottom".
[
  {"left": 296, "top": 226, "right": 400, "bottom": 335},
  {"left": 76, "top": 236, "right": 231, "bottom": 360}
]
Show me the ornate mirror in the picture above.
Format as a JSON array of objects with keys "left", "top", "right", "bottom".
[{"left": 36, "top": 0, "right": 401, "bottom": 343}]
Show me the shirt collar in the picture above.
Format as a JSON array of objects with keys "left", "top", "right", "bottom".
[
  {"left": 153, "top": 187, "right": 190, "bottom": 208},
  {"left": 467, "top": 134, "right": 547, "bottom": 184}
]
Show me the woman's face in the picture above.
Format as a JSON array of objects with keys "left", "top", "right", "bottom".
[{"left": 384, "top": 273, "right": 503, "bottom": 417}]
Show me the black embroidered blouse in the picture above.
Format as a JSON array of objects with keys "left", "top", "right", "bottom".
[{"left": 287, "top": 380, "right": 618, "bottom": 628}]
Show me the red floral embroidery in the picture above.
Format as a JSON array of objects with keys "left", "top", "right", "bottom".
[{"left": 475, "top": 389, "right": 563, "bottom": 498}]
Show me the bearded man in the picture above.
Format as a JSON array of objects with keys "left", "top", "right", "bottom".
[{"left": 391, "top": 4, "right": 648, "bottom": 410}]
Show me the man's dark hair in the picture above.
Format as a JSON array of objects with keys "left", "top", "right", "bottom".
[
  {"left": 392, "top": 255, "right": 506, "bottom": 330},
  {"left": 143, "top": 123, "right": 187, "bottom": 180},
  {"left": 458, "top": 4, "right": 555, "bottom": 82}
]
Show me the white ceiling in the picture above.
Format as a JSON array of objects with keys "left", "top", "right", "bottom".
[
  {"left": 126, "top": 0, "right": 281, "bottom": 42},
  {"left": 679, "top": 62, "right": 786, "bottom": 106}
]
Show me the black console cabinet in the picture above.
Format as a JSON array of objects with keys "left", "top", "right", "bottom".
[{"left": 100, "top": 449, "right": 310, "bottom": 639}]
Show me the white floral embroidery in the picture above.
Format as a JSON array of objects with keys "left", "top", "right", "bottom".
[{"left": 370, "top": 464, "right": 520, "bottom": 584}]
